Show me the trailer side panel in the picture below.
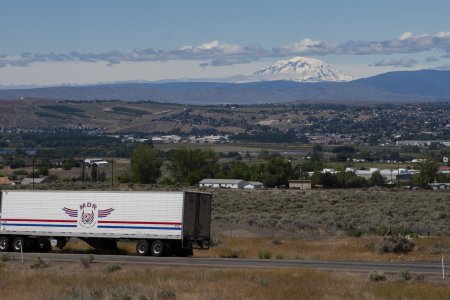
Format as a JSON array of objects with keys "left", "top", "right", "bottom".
[{"left": 0, "top": 191, "right": 184, "bottom": 240}]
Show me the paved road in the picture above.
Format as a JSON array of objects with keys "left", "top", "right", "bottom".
[{"left": 4, "top": 252, "right": 448, "bottom": 275}]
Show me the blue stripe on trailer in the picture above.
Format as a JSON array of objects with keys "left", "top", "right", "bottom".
[
  {"left": 98, "top": 225, "right": 182, "bottom": 230},
  {"left": 1, "top": 223, "right": 77, "bottom": 228}
]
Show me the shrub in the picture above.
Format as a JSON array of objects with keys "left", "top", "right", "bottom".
[
  {"left": 30, "top": 257, "right": 49, "bottom": 269},
  {"left": 363, "top": 241, "right": 375, "bottom": 252},
  {"left": 272, "top": 239, "right": 282, "bottom": 245},
  {"left": 276, "top": 254, "right": 284, "bottom": 260},
  {"left": 156, "top": 288, "right": 176, "bottom": 299},
  {"left": 346, "top": 227, "right": 363, "bottom": 237},
  {"left": 397, "top": 269, "right": 412, "bottom": 281},
  {"left": 257, "top": 249, "right": 272, "bottom": 259},
  {"left": 369, "top": 270, "right": 386, "bottom": 281},
  {"left": 80, "top": 254, "right": 95, "bottom": 268},
  {"left": 0, "top": 254, "right": 11, "bottom": 262},
  {"left": 414, "top": 273, "right": 425, "bottom": 281},
  {"left": 209, "top": 236, "right": 223, "bottom": 247},
  {"left": 251, "top": 275, "right": 269, "bottom": 287},
  {"left": 378, "top": 235, "right": 415, "bottom": 253},
  {"left": 105, "top": 263, "right": 121, "bottom": 273},
  {"left": 218, "top": 248, "right": 240, "bottom": 258}
]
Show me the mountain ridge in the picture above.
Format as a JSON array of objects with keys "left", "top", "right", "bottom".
[{"left": 0, "top": 69, "right": 449, "bottom": 104}]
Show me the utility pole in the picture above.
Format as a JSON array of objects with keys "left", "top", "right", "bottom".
[
  {"left": 111, "top": 153, "right": 114, "bottom": 188},
  {"left": 32, "top": 156, "right": 35, "bottom": 189},
  {"left": 81, "top": 159, "right": 85, "bottom": 183}
]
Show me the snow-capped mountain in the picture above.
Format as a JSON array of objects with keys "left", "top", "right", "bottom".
[{"left": 249, "top": 56, "right": 355, "bottom": 82}]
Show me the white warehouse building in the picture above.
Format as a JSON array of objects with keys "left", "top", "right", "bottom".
[{"left": 199, "top": 179, "right": 264, "bottom": 189}]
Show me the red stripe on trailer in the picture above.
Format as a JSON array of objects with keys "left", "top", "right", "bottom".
[
  {"left": 98, "top": 220, "right": 181, "bottom": 225},
  {"left": 1, "top": 218, "right": 77, "bottom": 223}
]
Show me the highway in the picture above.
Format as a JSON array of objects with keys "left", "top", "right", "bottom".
[{"left": 4, "top": 252, "right": 448, "bottom": 275}]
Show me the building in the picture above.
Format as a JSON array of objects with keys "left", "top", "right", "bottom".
[
  {"left": 84, "top": 158, "right": 109, "bottom": 167},
  {"left": 21, "top": 177, "right": 48, "bottom": 185},
  {"left": 288, "top": 180, "right": 312, "bottom": 190},
  {"left": 429, "top": 182, "right": 450, "bottom": 190},
  {"left": 244, "top": 181, "right": 264, "bottom": 189},
  {"left": 199, "top": 179, "right": 248, "bottom": 189},
  {"left": 438, "top": 166, "right": 450, "bottom": 174}
]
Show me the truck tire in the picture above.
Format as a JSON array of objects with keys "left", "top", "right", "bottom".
[
  {"left": 12, "top": 237, "right": 25, "bottom": 252},
  {"left": 0, "top": 236, "right": 10, "bottom": 252},
  {"left": 136, "top": 240, "right": 150, "bottom": 256},
  {"left": 150, "top": 240, "right": 164, "bottom": 257}
]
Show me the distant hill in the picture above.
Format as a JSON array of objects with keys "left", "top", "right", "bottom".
[{"left": 0, "top": 70, "right": 449, "bottom": 104}]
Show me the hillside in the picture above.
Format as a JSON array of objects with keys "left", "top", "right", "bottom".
[{"left": 0, "top": 70, "right": 449, "bottom": 104}]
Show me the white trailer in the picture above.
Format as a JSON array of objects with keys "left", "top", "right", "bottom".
[{"left": 0, "top": 190, "right": 212, "bottom": 256}]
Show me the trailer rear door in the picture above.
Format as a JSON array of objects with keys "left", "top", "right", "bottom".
[{"left": 182, "top": 192, "right": 212, "bottom": 249}]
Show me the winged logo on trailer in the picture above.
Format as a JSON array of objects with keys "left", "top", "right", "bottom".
[{"left": 62, "top": 202, "right": 114, "bottom": 228}]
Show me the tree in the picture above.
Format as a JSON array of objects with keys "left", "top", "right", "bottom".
[
  {"left": 254, "top": 157, "right": 295, "bottom": 187},
  {"left": 413, "top": 159, "right": 438, "bottom": 188},
  {"left": 130, "top": 145, "right": 162, "bottom": 184},
  {"left": 171, "top": 148, "right": 218, "bottom": 186},
  {"left": 219, "top": 161, "right": 252, "bottom": 180},
  {"left": 369, "top": 171, "right": 385, "bottom": 186},
  {"left": 311, "top": 144, "right": 323, "bottom": 162}
]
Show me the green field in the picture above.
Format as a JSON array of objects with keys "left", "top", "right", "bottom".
[
  {"left": 107, "top": 106, "right": 152, "bottom": 116},
  {"left": 40, "top": 105, "right": 87, "bottom": 118}
]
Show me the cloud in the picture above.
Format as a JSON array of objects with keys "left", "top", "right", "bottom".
[
  {"left": 370, "top": 58, "right": 418, "bottom": 68},
  {"left": 425, "top": 56, "right": 439, "bottom": 62},
  {"left": 273, "top": 38, "right": 338, "bottom": 56},
  {"left": 1, "top": 32, "right": 450, "bottom": 68},
  {"left": 275, "top": 32, "right": 450, "bottom": 56},
  {"left": 0, "top": 40, "right": 268, "bottom": 68},
  {"left": 433, "top": 64, "right": 450, "bottom": 70}
]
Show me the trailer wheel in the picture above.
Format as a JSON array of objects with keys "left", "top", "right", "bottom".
[
  {"left": 136, "top": 240, "right": 150, "bottom": 256},
  {"left": 0, "top": 236, "right": 10, "bottom": 252},
  {"left": 150, "top": 240, "right": 164, "bottom": 257},
  {"left": 12, "top": 237, "right": 25, "bottom": 252}
]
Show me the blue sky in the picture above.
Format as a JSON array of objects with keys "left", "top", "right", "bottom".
[{"left": 1, "top": 0, "right": 450, "bottom": 86}]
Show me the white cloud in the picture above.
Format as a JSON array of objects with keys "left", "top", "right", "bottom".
[
  {"left": 1, "top": 32, "right": 450, "bottom": 69},
  {"left": 273, "top": 38, "right": 338, "bottom": 56},
  {"left": 275, "top": 32, "right": 450, "bottom": 56}
]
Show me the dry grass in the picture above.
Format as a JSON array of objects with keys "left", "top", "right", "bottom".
[
  {"left": 63, "top": 234, "right": 450, "bottom": 263},
  {"left": 0, "top": 260, "right": 449, "bottom": 300},
  {"left": 197, "top": 235, "right": 450, "bottom": 262}
]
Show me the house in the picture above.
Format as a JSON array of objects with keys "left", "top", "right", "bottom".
[
  {"left": 84, "top": 158, "right": 109, "bottom": 167},
  {"left": 438, "top": 166, "right": 450, "bottom": 174},
  {"left": 429, "top": 182, "right": 450, "bottom": 190},
  {"left": 288, "top": 180, "right": 312, "bottom": 190},
  {"left": 199, "top": 179, "right": 247, "bottom": 189},
  {"left": 244, "top": 181, "right": 264, "bottom": 189},
  {"left": 21, "top": 177, "right": 48, "bottom": 185}
]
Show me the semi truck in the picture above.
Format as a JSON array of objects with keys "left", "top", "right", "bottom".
[{"left": 0, "top": 190, "right": 212, "bottom": 256}]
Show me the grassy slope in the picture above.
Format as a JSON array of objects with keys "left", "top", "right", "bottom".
[{"left": 210, "top": 188, "right": 450, "bottom": 236}]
